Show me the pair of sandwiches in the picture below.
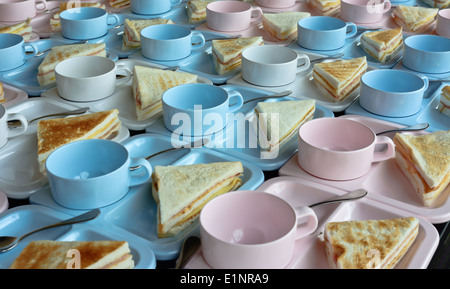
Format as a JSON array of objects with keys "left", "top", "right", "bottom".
[
  {"left": 187, "top": 0, "right": 214, "bottom": 23},
  {"left": 360, "top": 28, "right": 403, "bottom": 63},
  {"left": 0, "top": 18, "right": 32, "bottom": 42},
  {"left": 152, "top": 161, "right": 244, "bottom": 238},
  {"left": 438, "top": 85, "right": 450, "bottom": 118},
  {"left": 10, "top": 240, "right": 134, "bottom": 269},
  {"left": 421, "top": 0, "right": 450, "bottom": 8},
  {"left": 309, "top": 0, "right": 340, "bottom": 16},
  {"left": 109, "top": 0, "right": 130, "bottom": 9},
  {"left": 313, "top": 56, "right": 367, "bottom": 102},
  {"left": 392, "top": 5, "right": 439, "bottom": 33},
  {"left": 254, "top": 99, "right": 316, "bottom": 155},
  {"left": 50, "top": 2, "right": 106, "bottom": 31},
  {"left": 262, "top": 12, "right": 311, "bottom": 42},
  {"left": 122, "top": 18, "right": 174, "bottom": 49},
  {"left": 37, "top": 109, "right": 121, "bottom": 174},
  {"left": 324, "top": 217, "right": 419, "bottom": 269},
  {"left": 212, "top": 36, "right": 264, "bottom": 75},
  {"left": 37, "top": 43, "right": 107, "bottom": 87},
  {"left": 394, "top": 130, "right": 450, "bottom": 207},
  {"left": 131, "top": 66, "right": 198, "bottom": 121}
]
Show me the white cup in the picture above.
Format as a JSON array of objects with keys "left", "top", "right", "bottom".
[{"left": 0, "top": 103, "right": 28, "bottom": 149}]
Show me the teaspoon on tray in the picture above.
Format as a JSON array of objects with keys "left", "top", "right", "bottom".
[
  {"left": 7, "top": 107, "right": 90, "bottom": 129},
  {"left": 375, "top": 123, "right": 429, "bottom": 135}
]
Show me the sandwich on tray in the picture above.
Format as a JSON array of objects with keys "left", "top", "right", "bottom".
[
  {"left": 324, "top": 217, "right": 419, "bottom": 269},
  {"left": 392, "top": 5, "right": 439, "bottom": 33},
  {"left": 0, "top": 82, "right": 4, "bottom": 103},
  {"left": 420, "top": 0, "right": 450, "bottom": 8},
  {"left": 9, "top": 240, "right": 134, "bottom": 269},
  {"left": 308, "top": 0, "right": 340, "bottom": 16},
  {"left": 262, "top": 11, "right": 311, "bottom": 42},
  {"left": 360, "top": 27, "right": 403, "bottom": 63},
  {"left": 254, "top": 99, "right": 316, "bottom": 154},
  {"left": 152, "top": 161, "right": 244, "bottom": 238},
  {"left": 132, "top": 66, "right": 198, "bottom": 121},
  {"left": 394, "top": 130, "right": 450, "bottom": 207},
  {"left": 212, "top": 36, "right": 264, "bottom": 75},
  {"left": 50, "top": 2, "right": 106, "bottom": 31},
  {"left": 313, "top": 56, "right": 367, "bottom": 102},
  {"left": 37, "top": 43, "right": 107, "bottom": 87},
  {"left": 123, "top": 18, "right": 174, "bottom": 48},
  {"left": 187, "top": 0, "right": 214, "bottom": 23},
  {"left": 37, "top": 109, "right": 121, "bottom": 174},
  {"left": 109, "top": 0, "right": 130, "bottom": 9},
  {"left": 0, "top": 18, "right": 32, "bottom": 41},
  {"left": 438, "top": 85, "right": 450, "bottom": 118}
]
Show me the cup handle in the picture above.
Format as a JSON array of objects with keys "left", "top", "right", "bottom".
[
  {"left": 293, "top": 206, "right": 318, "bottom": 240},
  {"left": 372, "top": 135, "right": 395, "bottom": 163},
  {"left": 116, "top": 64, "right": 133, "bottom": 86},
  {"left": 222, "top": 88, "right": 244, "bottom": 113},
  {"left": 345, "top": 22, "right": 357, "bottom": 38},
  {"left": 296, "top": 54, "right": 310, "bottom": 73},
  {"left": 418, "top": 74, "right": 429, "bottom": 92},
  {"left": 191, "top": 31, "right": 205, "bottom": 50},
  {"left": 24, "top": 42, "right": 38, "bottom": 59},
  {"left": 128, "top": 157, "right": 152, "bottom": 187},
  {"left": 251, "top": 7, "right": 263, "bottom": 22},
  {"left": 107, "top": 14, "right": 120, "bottom": 28},
  {"left": 35, "top": 0, "right": 47, "bottom": 12},
  {"left": 383, "top": 0, "right": 391, "bottom": 13},
  {"left": 7, "top": 113, "right": 28, "bottom": 138}
]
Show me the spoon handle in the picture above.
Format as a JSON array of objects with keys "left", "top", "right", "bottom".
[
  {"left": 309, "top": 189, "right": 367, "bottom": 208},
  {"left": 243, "top": 90, "right": 293, "bottom": 104},
  {"left": 28, "top": 107, "right": 90, "bottom": 124}
]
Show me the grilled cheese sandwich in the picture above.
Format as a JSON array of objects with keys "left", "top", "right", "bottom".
[
  {"left": 0, "top": 82, "right": 4, "bottom": 103},
  {"left": 360, "top": 28, "right": 403, "bottom": 63},
  {"left": 262, "top": 12, "right": 311, "bottom": 42},
  {"left": 0, "top": 18, "right": 32, "bottom": 41},
  {"left": 123, "top": 18, "right": 174, "bottom": 48},
  {"left": 187, "top": 0, "right": 213, "bottom": 23},
  {"left": 309, "top": 0, "right": 340, "bottom": 16},
  {"left": 152, "top": 161, "right": 244, "bottom": 238},
  {"left": 421, "top": 0, "right": 450, "bottom": 8},
  {"left": 109, "top": 0, "right": 130, "bottom": 8},
  {"left": 392, "top": 5, "right": 438, "bottom": 33},
  {"left": 438, "top": 85, "right": 450, "bottom": 118}
]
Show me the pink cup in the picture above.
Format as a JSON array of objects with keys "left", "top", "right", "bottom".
[
  {"left": 340, "top": 0, "right": 391, "bottom": 24},
  {"left": 206, "top": 1, "right": 263, "bottom": 32},
  {"left": 200, "top": 190, "right": 318, "bottom": 269},
  {"left": 0, "top": 0, "right": 47, "bottom": 22},
  {"left": 256, "top": 0, "right": 297, "bottom": 8},
  {"left": 297, "top": 118, "right": 395, "bottom": 181},
  {"left": 437, "top": 9, "right": 450, "bottom": 38}
]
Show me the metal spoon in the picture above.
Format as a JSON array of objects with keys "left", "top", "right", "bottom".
[
  {"left": 0, "top": 209, "right": 101, "bottom": 253},
  {"left": 376, "top": 123, "right": 429, "bottom": 135},
  {"left": 243, "top": 90, "right": 293, "bottom": 104},
  {"left": 175, "top": 236, "right": 201, "bottom": 269},
  {"left": 308, "top": 189, "right": 368, "bottom": 208},
  {"left": 305, "top": 53, "right": 344, "bottom": 66},
  {"left": 8, "top": 107, "right": 90, "bottom": 129}
]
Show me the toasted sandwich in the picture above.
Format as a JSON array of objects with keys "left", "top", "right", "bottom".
[
  {"left": 37, "top": 43, "right": 107, "bottom": 87},
  {"left": 394, "top": 131, "right": 450, "bottom": 207},
  {"left": 421, "top": 0, "right": 450, "bottom": 8},
  {"left": 152, "top": 161, "right": 244, "bottom": 238},
  {"left": 0, "top": 82, "right": 4, "bottom": 103},
  {"left": 50, "top": 2, "right": 106, "bottom": 31},
  {"left": 187, "top": 0, "right": 214, "bottom": 23},
  {"left": 212, "top": 36, "right": 264, "bottom": 75},
  {"left": 0, "top": 18, "right": 32, "bottom": 41},
  {"left": 262, "top": 12, "right": 311, "bottom": 42},
  {"left": 123, "top": 18, "right": 174, "bottom": 48},
  {"left": 324, "top": 217, "right": 419, "bottom": 269},
  {"left": 313, "top": 56, "right": 367, "bottom": 102},
  {"left": 360, "top": 27, "right": 403, "bottom": 63},
  {"left": 309, "top": 0, "right": 340, "bottom": 16},
  {"left": 392, "top": 5, "right": 438, "bottom": 33},
  {"left": 37, "top": 109, "right": 121, "bottom": 174},
  {"left": 132, "top": 66, "right": 198, "bottom": 121},
  {"left": 10, "top": 240, "right": 134, "bottom": 269},
  {"left": 438, "top": 85, "right": 450, "bottom": 118},
  {"left": 109, "top": 0, "right": 130, "bottom": 9},
  {"left": 255, "top": 100, "right": 316, "bottom": 154}
]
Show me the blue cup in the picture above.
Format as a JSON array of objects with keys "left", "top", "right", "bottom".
[
  {"left": 141, "top": 24, "right": 205, "bottom": 61},
  {"left": 162, "top": 83, "right": 244, "bottom": 136},
  {"left": 297, "top": 16, "right": 357, "bottom": 51},
  {"left": 0, "top": 33, "right": 38, "bottom": 71},
  {"left": 359, "top": 69, "right": 429, "bottom": 117},
  {"left": 403, "top": 35, "right": 450, "bottom": 74},
  {"left": 46, "top": 139, "right": 153, "bottom": 210},
  {"left": 130, "top": 0, "right": 182, "bottom": 15},
  {"left": 60, "top": 7, "right": 120, "bottom": 40}
]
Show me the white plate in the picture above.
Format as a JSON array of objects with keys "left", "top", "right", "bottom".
[
  {"left": 0, "top": 98, "right": 130, "bottom": 199},
  {"left": 1, "top": 83, "right": 28, "bottom": 108},
  {"left": 41, "top": 59, "right": 213, "bottom": 131}
]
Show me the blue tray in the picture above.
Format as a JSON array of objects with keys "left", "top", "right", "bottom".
[
  {"left": 30, "top": 133, "right": 265, "bottom": 260},
  {"left": 0, "top": 205, "right": 156, "bottom": 269}
]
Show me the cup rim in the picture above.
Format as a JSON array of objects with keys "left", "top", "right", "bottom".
[
  {"left": 140, "top": 24, "right": 191, "bottom": 41},
  {"left": 438, "top": 8, "right": 450, "bottom": 18},
  {"left": 341, "top": 0, "right": 385, "bottom": 6},
  {"left": 207, "top": 0, "right": 252, "bottom": 13},
  {"left": 60, "top": 7, "right": 107, "bottom": 21},
  {"left": 361, "top": 69, "right": 427, "bottom": 94},
  {"left": 0, "top": 0, "right": 33, "bottom": 6},
  {"left": 298, "top": 16, "right": 346, "bottom": 31},
  {"left": 404, "top": 35, "right": 450, "bottom": 54},
  {"left": 242, "top": 45, "right": 298, "bottom": 65},
  {"left": 0, "top": 33, "right": 24, "bottom": 48},
  {"left": 55, "top": 56, "right": 115, "bottom": 80}
]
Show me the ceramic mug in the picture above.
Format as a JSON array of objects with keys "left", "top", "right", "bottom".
[
  {"left": 60, "top": 7, "right": 120, "bottom": 40},
  {"left": 162, "top": 83, "right": 244, "bottom": 136},
  {"left": 403, "top": 35, "right": 450, "bottom": 74},
  {"left": 0, "top": 33, "right": 38, "bottom": 71},
  {"left": 130, "top": 0, "right": 181, "bottom": 15},
  {"left": 206, "top": 1, "right": 263, "bottom": 32},
  {"left": 46, "top": 139, "right": 153, "bottom": 210},
  {"left": 200, "top": 190, "right": 318, "bottom": 269},
  {"left": 55, "top": 56, "right": 132, "bottom": 102},
  {"left": 241, "top": 45, "right": 311, "bottom": 87},
  {"left": 140, "top": 24, "right": 205, "bottom": 61},
  {"left": 0, "top": 0, "right": 47, "bottom": 22},
  {"left": 0, "top": 103, "right": 28, "bottom": 149},
  {"left": 297, "top": 16, "right": 357, "bottom": 50},
  {"left": 436, "top": 9, "right": 450, "bottom": 38},
  {"left": 340, "top": 0, "right": 391, "bottom": 24},
  {"left": 297, "top": 117, "right": 395, "bottom": 181},
  {"left": 359, "top": 69, "right": 428, "bottom": 117}
]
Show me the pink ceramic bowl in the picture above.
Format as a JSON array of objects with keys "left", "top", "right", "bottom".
[
  {"left": 0, "top": 0, "right": 47, "bottom": 22},
  {"left": 206, "top": 1, "right": 263, "bottom": 32},
  {"left": 340, "top": 0, "right": 391, "bottom": 24},
  {"left": 437, "top": 9, "right": 450, "bottom": 38}
]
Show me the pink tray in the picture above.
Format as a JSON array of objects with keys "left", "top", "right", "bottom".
[
  {"left": 1, "top": 83, "right": 28, "bottom": 108},
  {"left": 279, "top": 115, "right": 450, "bottom": 224},
  {"left": 184, "top": 176, "right": 439, "bottom": 269}
]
